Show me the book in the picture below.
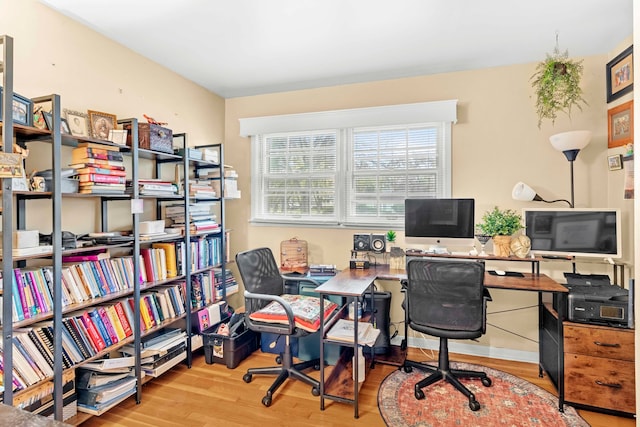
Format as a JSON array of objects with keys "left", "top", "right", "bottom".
[
  {"left": 113, "top": 301, "right": 134, "bottom": 338},
  {"left": 141, "top": 342, "right": 186, "bottom": 369},
  {"left": 68, "top": 162, "right": 125, "bottom": 171},
  {"left": 97, "top": 306, "right": 120, "bottom": 345},
  {"left": 151, "top": 242, "right": 178, "bottom": 277},
  {"left": 62, "top": 250, "right": 110, "bottom": 263},
  {"left": 77, "top": 141, "right": 122, "bottom": 152},
  {"left": 76, "top": 368, "right": 132, "bottom": 389},
  {"left": 77, "top": 376, "right": 136, "bottom": 406},
  {"left": 75, "top": 166, "right": 127, "bottom": 176},
  {"left": 78, "top": 173, "right": 126, "bottom": 184},
  {"left": 325, "top": 319, "right": 381, "bottom": 346},
  {"left": 82, "top": 356, "right": 135, "bottom": 372},
  {"left": 249, "top": 294, "right": 338, "bottom": 332},
  {"left": 197, "top": 308, "right": 210, "bottom": 332},
  {"left": 62, "top": 317, "right": 94, "bottom": 360}
]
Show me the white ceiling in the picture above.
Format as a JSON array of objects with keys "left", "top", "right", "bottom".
[{"left": 40, "top": 0, "right": 633, "bottom": 99}]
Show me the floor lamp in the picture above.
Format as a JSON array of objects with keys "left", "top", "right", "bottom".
[
  {"left": 512, "top": 130, "right": 591, "bottom": 209},
  {"left": 549, "top": 130, "right": 592, "bottom": 208}
]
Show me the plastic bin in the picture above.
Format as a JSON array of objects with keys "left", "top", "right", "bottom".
[{"left": 202, "top": 318, "right": 258, "bottom": 368}]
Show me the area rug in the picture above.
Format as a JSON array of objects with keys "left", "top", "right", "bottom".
[{"left": 378, "top": 362, "right": 590, "bottom": 427}]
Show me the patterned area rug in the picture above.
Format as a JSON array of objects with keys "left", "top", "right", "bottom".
[{"left": 378, "top": 362, "right": 590, "bottom": 427}]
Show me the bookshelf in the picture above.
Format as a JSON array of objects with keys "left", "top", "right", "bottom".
[{"left": 0, "top": 36, "right": 234, "bottom": 422}]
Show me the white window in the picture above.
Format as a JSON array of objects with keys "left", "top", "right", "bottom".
[{"left": 240, "top": 100, "right": 457, "bottom": 229}]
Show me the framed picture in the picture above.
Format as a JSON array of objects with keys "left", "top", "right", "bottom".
[
  {"left": 64, "top": 109, "right": 90, "bottom": 137},
  {"left": 0, "top": 87, "right": 33, "bottom": 126},
  {"left": 42, "top": 111, "right": 53, "bottom": 130},
  {"left": 608, "top": 100, "right": 633, "bottom": 148},
  {"left": 61, "top": 118, "right": 71, "bottom": 134},
  {"left": 606, "top": 45, "right": 633, "bottom": 103},
  {"left": 88, "top": 110, "right": 117, "bottom": 140},
  {"left": 607, "top": 154, "right": 623, "bottom": 171}
]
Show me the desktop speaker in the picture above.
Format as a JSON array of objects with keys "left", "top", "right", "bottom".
[
  {"left": 353, "top": 234, "right": 371, "bottom": 251},
  {"left": 370, "top": 234, "right": 386, "bottom": 253}
]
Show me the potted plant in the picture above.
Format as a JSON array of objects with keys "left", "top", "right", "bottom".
[
  {"left": 386, "top": 230, "right": 404, "bottom": 269},
  {"left": 531, "top": 45, "right": 587, "bottom": 128},
  {"left": 477, "top": 207, "right": 523, "bottom": 257}
]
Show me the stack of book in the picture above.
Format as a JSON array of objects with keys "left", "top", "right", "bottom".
[
  {"left": 213, "top": 268, "right": 238, "bottom": 299},
  {"left": 309, "top": 264, "right": 338, "bottom": 276},
  {"left": 76, "top": 356, "right": 137, "bottom": 415},
  {"left": 70, "top": 142, "right": 126, "bottom": 194},
  {"left": 199, "top": 147, "right": 219, "bottom": 163},
  {"left": 120, "top": 329, "right": 187, "bottom": 377},
  {"left": 188, "top": 180, "right": 217, "bottom": 199},
  {"left": 128, "top": 178, "right": 178, "bottom": 196},
  {"left": 165, "top": 202, "right": 219, "bottom": 235}
]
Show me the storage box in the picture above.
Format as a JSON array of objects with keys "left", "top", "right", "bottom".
[
  {"left": 202, "top": 319, "right": 259, "bottom": 368},
  {"left": 125, "top": 122, "right": 174, "bottom": 154}
]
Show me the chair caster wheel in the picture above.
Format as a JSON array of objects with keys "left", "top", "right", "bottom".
[
  {"left": 314, "top": 364, "right": 321, "bottom": 370},
  {"left": 243, "top": 373, "right": 252, "bottom": 383},
  {"left": 469, "top": 399, "right": 480, "bottom": 411},
  {"left": 481, "top": 377, "right": 492, "bottom": 387},
  {"left": 311, "top": 387, "right": 320, "bottom": 396},
  {"left": 275, "top": 356, "right": 282, "bottom": 364},
  {"left": 262, "top": 395, "right": 272, "bottom": 407},
  {"left": 403, "top": 365, "right": 413, "bottom": 373},
  {"left": 414, "top": 388, "right": 425, "bottom": 400}
]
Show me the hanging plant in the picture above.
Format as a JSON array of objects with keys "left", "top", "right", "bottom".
[{"left": 531, "top": 44, "right": 587, "bottom": 128}]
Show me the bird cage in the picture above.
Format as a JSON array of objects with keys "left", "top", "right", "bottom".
[{"left": 280, "top": 238, "right": 308, "bottom": 273}]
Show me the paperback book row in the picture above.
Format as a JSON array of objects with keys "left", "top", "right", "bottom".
[
  {"left": 189, "top": 268, "right": 237, "bottom": 310},
  {"left": 0, "top": 285, "right": 187, "bottom": 393},
  {"left": 69, "top": 143, "right": 127, "bottom": 195},
  {"left": 164, "top": 202, "right": 220, "bottom": 235},
  {"left": 7, "top": 369, "right": 77, "bottom": 421}
]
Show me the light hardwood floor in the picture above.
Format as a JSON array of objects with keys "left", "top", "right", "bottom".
[{"left": 78, "top": 347, "right": 635, "bottom": 427}]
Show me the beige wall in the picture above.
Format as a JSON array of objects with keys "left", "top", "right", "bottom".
[
  {"left": 225, "top": 54, "right": 634, "bottom": 357},
  {"left": 3, "top": 0, "right": 633, "bottom": 359},
  {"left": 1, "top": 0, "right": 225, "bottom": 233}
]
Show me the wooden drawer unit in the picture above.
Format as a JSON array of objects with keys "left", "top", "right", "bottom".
[{"left": 563, "top": 322, "right": 635, "bottom": 415}]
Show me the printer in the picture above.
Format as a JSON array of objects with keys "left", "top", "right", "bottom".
[{"left": 559, "top": 273, "right": 630, "bottom": 328}]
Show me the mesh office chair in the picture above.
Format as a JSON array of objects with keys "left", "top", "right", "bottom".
[
  {"left": 236, "top": 247, "right": 321, "bottom": 407},
  {"left": 401, "top": 257, "right": 493, "bottom": 411}
]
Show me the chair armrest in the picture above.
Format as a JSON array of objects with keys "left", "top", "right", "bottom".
[
  {"left": 481, "top": 287, "right": 492, "bottom": 334},
  {"left": 281, "top": 274, "right": 320, "bottom": 287},
  {"left": 244, "top": 290, "right": 296, "bottom": 335}
]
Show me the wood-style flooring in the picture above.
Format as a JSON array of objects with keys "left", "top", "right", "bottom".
[{"left": 77, "top": 348, "right": 635, "bottom": 427}]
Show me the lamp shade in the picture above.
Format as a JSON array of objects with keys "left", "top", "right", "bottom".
[
  {"left": 549, "top": 130, "right": 592, "bottom": 152},
  {"left": 512, "top": 181, "right": 537, "bottom": 201}
]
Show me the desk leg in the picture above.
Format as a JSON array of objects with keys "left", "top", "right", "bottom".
[
  {"left": 352, "top": 296, "right": 359, "bottom": 419},
  {"left": 557, "top": 292, "right": 565, "bottom": 412},
  {"left": 319, "top": 297, "right": 325, "bottom": 411}
]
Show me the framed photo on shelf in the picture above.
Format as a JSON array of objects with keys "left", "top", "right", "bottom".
[
  {"left": 607, "top": 154, "right": 623, "bottom": 171},
  {"left": 61, "top": 118, "right": 71, "bottom": 134},
  {"left": 606, "top": 45, "right": 633, "bottom": 103},
  {"left": 607, "top": 100, "right": 633, "bottom": 148},
  {"left": 88, "top": 110, "right": 117, "bottom": 140},
  {"left": 42, "top": 110, "right": 53, "bottom": 130},
  {"left": 0, "top": 87, "right": 33, "bottom": 126},
  {"left": 64, "top": 109, "right": 90, "bottom": 137}
]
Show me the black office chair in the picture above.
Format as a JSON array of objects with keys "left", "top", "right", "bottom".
[
  {"left": 401, "top": 257, "right": 493, "bottom": 411},
  {"left": 236, "top": 247, "right": 321, "bottom": 407}
]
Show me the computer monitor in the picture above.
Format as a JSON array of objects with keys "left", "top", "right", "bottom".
[
  {"left": 404, "top": 198, "right": 475, "bottom": 252},
  {"left": 522, "top": 208, "right": 622, "bottom": 259}
]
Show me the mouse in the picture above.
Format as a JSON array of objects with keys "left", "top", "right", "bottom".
[{"left": 495, "top": 270, "right": 506, "bottom": 276}]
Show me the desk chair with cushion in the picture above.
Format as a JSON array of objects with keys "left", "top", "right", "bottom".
[
  {"left": 401, "top": 257, "right": 493, "bottom": 411},
  {"left": 236, "top": 247, "right": 321, "bottom": 407}
]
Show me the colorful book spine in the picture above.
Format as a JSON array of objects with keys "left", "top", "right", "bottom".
[
  {"left": 11, "top": 272, "right": 25, "bottom": 321},
  {"left": 79, "top": 311, "right": 106, "bottom": 352},
  {"left": 97, "top": 306, "right": 119, "bottom": 345},
  {"left": 88, "top": 309, "right": 113, "bottom": 348},
  {"left": 99, "top": 258, "right": 120, "bottom": 292},
  {"left": 14, "top": 269, "right": 31, "bottom": 319},
  {"left": 113, "top": 301, "right": 133, "bottom": 337},
  {"left": 105, "top": 305, "right": 126, "bottom": 341},
  {"left": 78, "top": 174, "right": 126, "bottom": 184},
  {"left": 90, "top": 260, "right": 113, "bottom": 294}
]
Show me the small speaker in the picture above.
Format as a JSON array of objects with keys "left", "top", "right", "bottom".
[
  {"left": 370, "top": 234, "right": 386, "bottom": 253},
  {"left": 353, "top": 234, "right": 371, "bottom": 251}
]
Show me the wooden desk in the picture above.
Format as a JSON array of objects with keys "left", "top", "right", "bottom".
[{"left": 315, "top": 264, "right": 568, "bottom": 416}]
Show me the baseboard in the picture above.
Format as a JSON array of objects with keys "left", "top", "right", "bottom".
[{"left": 390, "top": 336, "right": 539, "bottom": 364}]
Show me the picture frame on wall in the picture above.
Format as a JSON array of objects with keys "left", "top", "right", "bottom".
[
  {"left": 606, "top": 45, "right": 633, "bottom": 103},
  {"left": 88, "top": 109, "right": 117, "bottom": 140},
  {"left": 608, "top": 100, "right": 633, "bottom": 148},
  {"left": 607, "top": 154, "right": 623, "bottom": 171}
]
